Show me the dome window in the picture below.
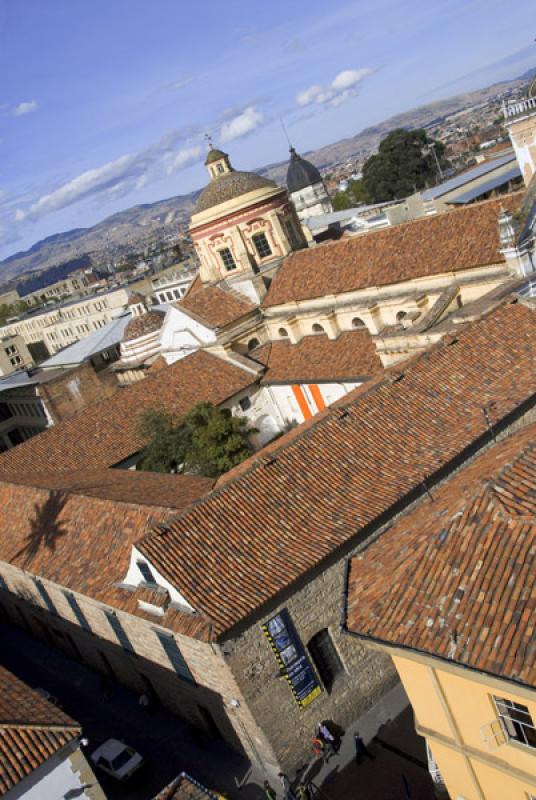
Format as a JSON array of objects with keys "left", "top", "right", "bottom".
[
  {"left": 219, "top": 248, "right": 237, "bottom": 272},
  {"left": 247, "top": 338, "right": 260, "bottom": 351},
  {"left": 252, "top": 232, "right": 272, "bottom": 259},
  {"left": 312, "top": 323, "right": 325, "bottom": 334},
  {"left": 351, "top": 317, "right": 366, "bottom": 329},
  {"left": 278, "top": 327, "right": 289, "bottom": 338},
  {"left": 396, "top": 311, "right": 407, "bottom": 323}
]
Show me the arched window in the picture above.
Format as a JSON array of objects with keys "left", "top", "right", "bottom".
[
  {"left": 312, "top": 323, "right": 324, "bottom": 334},
  {"left": 396, "top": 311, "right": 407, "bottom": 323},
  {"left": 307, "top": 629, "right": 344, "bottom": 692},
  {"left": 248, "top": 338, "right": 260, "bottom": 351},
  {"left": 278, "top": 328, "right": 289, "bottom": 338},
  {"left": 351, "top": 317, "right": 366, "bottom": 329}
]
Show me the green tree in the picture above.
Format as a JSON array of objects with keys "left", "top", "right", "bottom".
[
  {"left": 361, "top": 128, "right": 448, "bottom": 203},
  {"left": 137, "top": 402, "right": 252, "bottom": 477},
  {"left": 332, "top": 179, "right": 371, "bottom": 211}
]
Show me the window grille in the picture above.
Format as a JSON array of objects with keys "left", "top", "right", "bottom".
[
  {"left": 307, "top": 629, "right": 344, "bottom": 692},
  {"left": 219, "top": 248, "right": 237, "bottom": 272},
  {"left": 137, "top": 560, "right": 156, "bottom": 584},
  {"left": 156, "top": 631, "right": 194, "bottom": 682},
  {"left": 252, "top": 232, "right": 272, "bottom": 259},
  {"left": 493, "top": 696, "right": 536, "bottom": 749},
  {"left": 105, "top": 611, "right": 135, "bottom": 654}
]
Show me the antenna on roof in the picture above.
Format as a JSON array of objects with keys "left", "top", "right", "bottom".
[
  {"left": 204, "top": 132, "right": 213, "bottom": 150},
  {"left": 279, "top": 117, "right": 292, "bottom": 150}
]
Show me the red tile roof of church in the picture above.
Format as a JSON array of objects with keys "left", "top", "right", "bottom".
[{"left": 263, "top": 194, "right": 521, "bottom": 308}]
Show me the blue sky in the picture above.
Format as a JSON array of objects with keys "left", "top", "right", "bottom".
[{"left": 1, "top": 0, "right": 535, "bottom": 261}]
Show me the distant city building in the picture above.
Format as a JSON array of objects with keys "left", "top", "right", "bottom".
[
  {"left": 286, "top": 146, "right": 332, "bottom": 227},
  {"left": 0, "top": 334, "right": 33, "bottom": 377},
  {"left": 0, "top": 289, "right": 20, "bottom": 308}
]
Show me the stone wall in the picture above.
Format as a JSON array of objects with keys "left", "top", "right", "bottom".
[
  {"left": 39, "top": 363, "right": 119, "bottom": 423},
  {"left": 222, "top": 554, "right": 398, "bottom": 775}
]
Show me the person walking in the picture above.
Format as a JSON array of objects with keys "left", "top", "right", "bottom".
[
  {"left": 264, "top": 780, "right": 277, "bottom": 800},
  {"left": 278, "top": 772, "right": 298, "bottom": 800},
  {"left": 354, "top": 731, "right": 375, "bottom": 764}
]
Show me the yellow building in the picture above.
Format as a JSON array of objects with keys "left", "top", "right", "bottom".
[{"left": 344, "top": 423, "right": 536, "bottom": 800}]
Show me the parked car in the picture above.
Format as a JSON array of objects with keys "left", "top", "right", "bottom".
[{"left": 90, "top": 738, "right": 144, "bottom": 781}]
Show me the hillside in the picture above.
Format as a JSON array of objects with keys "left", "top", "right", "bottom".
[{"left": 0, "top": 72, "right": 529, "bottom": 289}]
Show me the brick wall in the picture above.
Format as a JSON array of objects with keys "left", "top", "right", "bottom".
[{"left": 39, "top": 363, "right": 119, "bottom": 423}]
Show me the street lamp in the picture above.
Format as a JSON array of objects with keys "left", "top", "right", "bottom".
[{"left": 422, "top": 142, "right": 444, "bottom": 182}]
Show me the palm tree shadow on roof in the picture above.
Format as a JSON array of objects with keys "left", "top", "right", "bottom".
[{"left": 10, "top": 490, "right": 69, "bottom": 568}]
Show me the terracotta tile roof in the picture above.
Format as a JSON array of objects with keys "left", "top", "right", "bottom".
[
  {"left": 0, "top": 472, "right": 214, "bottom": 635},
  {"left": 153, "top": 772, "right": 220, "bottom": 800},
  {"left": 0, "top": 665, "right": 80, "bottom": 796},
  {"left": 3, "top": 469, "right": 214, "bottom": 509},
  {"left": 263, "top": 194, "right": 521, "bottom": 307},
  {"left": 345, "top": 423, "right": 536, "bottom": 688},
  {"left": 180, "top": 285, "right": 256, "bottom": 329},
  {"left": 0, "top": 351, "right": 257, "bottom": 475},
  {"left": 136, "top": 300, "right": 536, "bottom": 640},
  {"left": 251, "top": 330, "right": 383, "bottom": 384}
]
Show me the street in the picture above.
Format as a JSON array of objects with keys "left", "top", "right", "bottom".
[{"left": 0, "top": 621, "right": 435, "bottom": 800}]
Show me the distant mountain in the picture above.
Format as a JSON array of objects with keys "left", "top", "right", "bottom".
[{"left": 0, "top": 70, "right": 531, "bottom": 289}]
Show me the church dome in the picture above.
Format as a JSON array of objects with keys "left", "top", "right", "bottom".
[
  {"left": 205, "top": 148, "right": 228, "bottom": 165},
  {"left": 286, "top": 147, "right": 323, "bottom": 193},
  {"left": 195, "top": 170, "right": 279, "bottom": 213},
  {"left": 123, "top": 310, "right": 164, "bottom": 342}
]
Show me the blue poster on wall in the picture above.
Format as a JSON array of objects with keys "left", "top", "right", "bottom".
[{"left": 262, "top": 608, "right": 322, "bottom": 709}]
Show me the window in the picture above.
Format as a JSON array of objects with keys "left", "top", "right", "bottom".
[
  {"left": 278, "top": 327, "right": 289, "bottom": 338},
  {"left": 239, "top": 396, "right": 251, "bottom": 412},
  {"left": 137, "top": 560, "right": 156, "bottom": 585},
  {"left": 219, "top": 248, "right": 237, "bottom": 272},
  {"left": 247, "top": 338, "right": 260, "bottom": 351},
  {"left": 65, "top": 593, "right": 91, "bottom": 631},
  {"left": 252, "top": 232, "right": 272, "bottom": 259},
  {"left": 307, "top": 629, "right": 344, "bottom": 692},
  {"left": 312, "top": 323, "right": 324, "bottom": 334},
  {"left": 217, "top": 162, "right": 225, "bottom": 175},
  {"left": 396, "top": 311, "right": 407, "bottom": 323},
  {"left": 105, "top": 611, "right": 135, "bottom": 654},
  {"left": 351, "top": 317, "right": 366, "bottom": 329},
  {"left": 493, "top": 696, "right": 536, "bottom": 749},
  {"left": 155, "top": 631, "right": 194, "bottom": 682},
  {"left": 34, "top": 579, "right": 57, "bottom": 615}
]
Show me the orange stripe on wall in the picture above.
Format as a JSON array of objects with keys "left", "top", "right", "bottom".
[
  {"left": 291, "top": 385, "right": 312, "bottom": 420},
  {"left": 308, "top": 384, "right": 326, "bottom": 412}
]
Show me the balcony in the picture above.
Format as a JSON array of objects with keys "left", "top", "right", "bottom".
[{"left": 504, "top": 96, "right": 536, "bottom": 120}]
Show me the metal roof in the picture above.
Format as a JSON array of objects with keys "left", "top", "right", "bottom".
[
  {"left": 421, "top": 153, "right": 517, "bottom": 200},
  {"left": 446, "top": 164, "right": 522, "bottom": 205},
  {"left": 39, "top": 313, "right": 131, "bottom": 368}
]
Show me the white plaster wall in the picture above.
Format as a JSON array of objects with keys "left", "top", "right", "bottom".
[
  {"left": 124, "top": 547, "right": 196, "bottom": 611},
  {"left": 222, "top": 386, "right": 286, "bottom": 448},
  {"left": 268, "top": 381, "right": 361, "bottom": 425},
  {"left": 14, "top": 749, "right": 98, "bottom": 800},
  {"left": 159, "top": 306, "right": 216, "bottom": 364}
]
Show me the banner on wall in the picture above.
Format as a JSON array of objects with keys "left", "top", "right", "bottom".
[{"left": 262, "top": 608, "right": 322, "bottom": 709}]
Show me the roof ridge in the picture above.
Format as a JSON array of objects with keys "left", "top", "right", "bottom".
[{"left": 0, "top": 721, "right": 81, "bottom": 733}]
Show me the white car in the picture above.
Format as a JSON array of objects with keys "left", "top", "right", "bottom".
[{"left": 90, "top": 738, "right": 144, "bottom": 781}]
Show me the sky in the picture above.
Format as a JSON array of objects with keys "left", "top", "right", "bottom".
[{"left": 1, "top": 0, "right": 536, "bottom": 262}]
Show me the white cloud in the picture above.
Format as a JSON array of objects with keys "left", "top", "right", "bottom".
[
  {"left": 220, "top": 106, "right": 264, "bottom": 142},
  {"left": 15, "top": 133, "right": 203, "bottom": 223},
  {"left": 13, "top": 100, "right": 38, "bottom": 116},
  {"left": 296, "top": 68, "right": 373, "bottom": 109}
]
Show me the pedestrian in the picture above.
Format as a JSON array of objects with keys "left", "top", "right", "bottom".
[
  {"left": 354, "top": 731, "right": 375, "bottom": 763},
  {"left": 311, "top": 735, "right": 325, "bottom": 759},
  {"left": 263, "top": 781, "right": 277, "bottom": 800},
  {"left": 317, "top": 722, "right": 337, "bottom": 762},
  {"left": 296, "top": 782, "right": 313, "bottom": 800},
  {"left": 278, "top": 772, "right": 297, "bottom": 800}
]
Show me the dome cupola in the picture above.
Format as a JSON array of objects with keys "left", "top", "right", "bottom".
[{"left": 286, "top": 147, "right": 323, "bottom": 193}]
